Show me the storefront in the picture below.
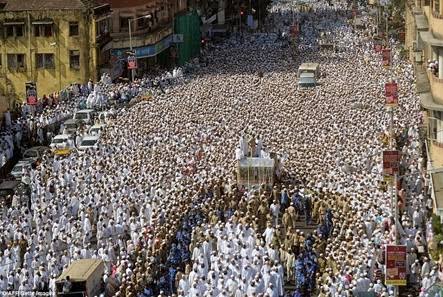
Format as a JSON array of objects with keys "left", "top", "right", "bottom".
[{"left": 110, "top": 34, "right": 173, "bottom": 79}]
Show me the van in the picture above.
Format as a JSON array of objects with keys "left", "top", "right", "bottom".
[
  {"left": 55, "top": 259, "right": 104, "bottom": 297},
  {"left": 73, "top": 109, "right": 95, "bottom": 125},
  {"left": 298, "top": 63, "right": 320, "bottom": 88}
]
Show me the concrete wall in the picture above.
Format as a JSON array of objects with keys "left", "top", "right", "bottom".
[
  {"left": 429, "top": 72, "right": 443, "bottom": 104},
  {"left": 0, "top": 9, "right": 98, "bottom": 103},
  {"left": 405, "top": 3, "right": 417, "bottom": 63}
]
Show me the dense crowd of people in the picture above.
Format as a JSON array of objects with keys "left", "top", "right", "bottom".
[{"left": 0, "top": 0, "right": 441, "bottom": 296}]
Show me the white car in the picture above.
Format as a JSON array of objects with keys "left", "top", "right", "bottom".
[
  {"left": 10, "top": 159, "right": 33, "bottom": 179},
  {"left": 50, "top": 134, "right": 71, "bottom": 149},
  {"left": 88, "top": 123, "right": 106, "bottom": 136},
  {"left": 50, "top": 134, "right": 74, "bottom": 156},
  {"left": 73, "top": 109, "right": 95, "bottom": 125},
  {"left": 78, "top": 135, "right": 100, "bottom": 151}
]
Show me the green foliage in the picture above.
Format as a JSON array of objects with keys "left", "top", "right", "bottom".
[{"left": 432, "top": 214, "right": 443, "bottom": 235}]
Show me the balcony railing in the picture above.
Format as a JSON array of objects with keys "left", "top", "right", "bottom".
[{"left": 429, "top": 70, "right": 443, "bottom": 83}]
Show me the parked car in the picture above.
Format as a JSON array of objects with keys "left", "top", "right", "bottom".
[
  {"left": 62, "top": 119, "right": 83, "bottom": 135},
  {"left": 73, "top": 109, "right": 95, "bottom": 125},
  {"left": 50, "top": 134, "right": 74, "bottom": 156},
  {"left": 88, "top": 123, "right": 106, "bottom": 136},
  {"left": 78, "top": 135, "right": 100, "bottom": 151},
  {"left": 0, "top": 180, "right": 31, "bottom": 208},
  {"left": 22, "top": 146, "right": 50, "bottom": 165},
  {"left": 10, "top": 159, "right": 34, "bottom": 180}
]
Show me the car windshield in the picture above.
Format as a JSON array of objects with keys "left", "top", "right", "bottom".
[
  {"left": 81, "top": 140, "right": 97, "bottom": 146},
  {"left": 23, "top": 151, "right": 38, "bottom": 158},
  {"left": 52, "top": 138, "right": 67, "bottom": 144},
  {"left": 65, "top": 123, "right": 77, "bottom": 129},
  {"left": 13, "top": 164, "right": 29, "bottom": 172},
  {"left": 12, "top": 165, "right": 23, "bottom": 172},
  {"left": 74, "top": 113, "right": 88, "bottom": 120}
]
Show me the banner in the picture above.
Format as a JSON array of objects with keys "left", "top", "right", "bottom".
[
  {"left": 290, "top": 23, "right": 300, "bottom": 37},
  {"left": 25, "top": 82, "right": 37, "bottom": 105},
  {"left": 383, "top": 150, "right": 400, "bottom": 180},
  {"left": 382, "top": 48, "right": 391, "bottom": 67},
  {"left": 127, "top": 56, "right": 137, "bottom": 70},
  {"left": 374, "top": 43, "right": 382, "bottom": 53},
  {"left": 385, "top": 245, "right": 407, "bottom": 286},
  {"left": 385, "top": 82, "right": 398, "bottom": 107}
]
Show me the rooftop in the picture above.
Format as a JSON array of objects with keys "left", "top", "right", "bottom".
[
  {"left": 98, "top": 0, "right": 156, "bottom": 8},
  {"left": 1, "top": 0, "right": 104, "bottom": 11}
]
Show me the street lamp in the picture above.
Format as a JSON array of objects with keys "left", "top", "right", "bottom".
[{"left": 128, "top": 14, "right": 152, "bottom": 81}]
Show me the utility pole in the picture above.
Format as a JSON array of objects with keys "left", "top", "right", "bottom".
[{"left": 388, "top": 87, "right": 399, "bottom": 297}]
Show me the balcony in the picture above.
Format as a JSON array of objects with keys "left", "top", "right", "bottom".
[{"left": 428, "top": 70, "right": 443, "bottom": 104}]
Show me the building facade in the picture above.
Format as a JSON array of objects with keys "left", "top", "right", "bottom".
[
  {"left": 405, "top": 0, "right": 443, "bottom": 219},
  {"left": 0, "top": 0, "right": 112, "bottom": 107},
  {"left": 104, "top": 0, "right": 187, "bottom": 79}
]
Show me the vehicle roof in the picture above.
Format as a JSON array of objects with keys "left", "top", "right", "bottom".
[
  {"left": 76, "top": 109, "right": 95, "bottom": 113},
  {"left": 81, "top": 135, "right": 100, "bottom": 141},
  {"left": 0, "top": 180, "right": 20, "bottom": 190},
  {"left": 16, "top": 158, "right": 34, "bottom": 165},
  {"left": 56, "top": 259, "right": 103, "bottom": 282},
  {"left": 299, "top": 63, "right": 319, "bottom": 70},
  {"left": 300, "top": 72, "right": 315, "bottom": 78},
  {"left": 53, "top": 134, "right": 70, "bottom": 139},
  {"left": 64, "top": 119, "right": 80, "bottom": 124}
]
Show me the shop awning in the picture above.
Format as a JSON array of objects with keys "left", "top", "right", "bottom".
[
  {"left": 32, "top": 20, "right": 53, "bottom": 25},
  {"left": 119, "top": 12, "right": 133, "bottom": 18},
  {"left": 136, "top": 10, "right": 152, "bottom": 16},
  {"left": 3, "top": 21, "right": 24, "bottom": 25},
  {"left": 420, "top": 92, "right": 443, "bottom": 112},
  {"left": 420, "top": 31, "right": 443, "bottom": 47},
  {"left": 415, "top": 14, "right": 428, "bottom": 31}
]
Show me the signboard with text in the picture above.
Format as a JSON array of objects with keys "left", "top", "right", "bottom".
[
  {"left": 385, "top": 245, "right": 407, "bottom": 286},
  {"left": 382, "top": 48, "right": 391, "bottom": 67},
  {"left": 383, "top": 150, "right": 400, "bottom": 183},
  {"left": 25, "top": 82, "right": 37, "bottom": 105},
  {"left": 385, "top": 82, "right": 399, "bottom": 107},
  {"left": 127, "top": 56, "right": 137, "bottom": 70}
]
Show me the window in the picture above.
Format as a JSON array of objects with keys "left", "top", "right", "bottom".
[
  {"left": 137, "top": 16, "right": 150, "bottom": 29},
  {"left": 7, "top": 54, "right": 25, "bottom": 70},
  {"left": 34, "top": 24, "right": 53, "bottom": 37},
  {"left": 120, "top": 17, "right": 131, "bottom": 32},
  {"left": 69, "top": 50, "right": 80, "bottom": 69},
  {"left": 35, "top": 53, "right": 54, "bottom": 69},
  {"left": 5, "top": 24, "right": 24, "bottom": 38},
  {"left": 69, "top": 22, "right": 79, "bottom": 36}
]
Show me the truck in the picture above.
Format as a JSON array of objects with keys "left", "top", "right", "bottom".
[
  {"left": 298, "top": 63, "right": 320, "bottom": 88},
  {"left": 55, "top": 259, "right": 104, "bottom": 297}
]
